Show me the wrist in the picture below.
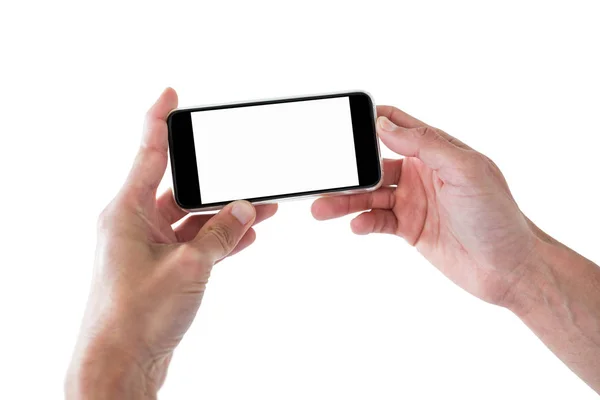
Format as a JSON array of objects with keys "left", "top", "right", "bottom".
[
  {"left": 501, "top": 237, "right": 557, "bottom": 317},
  {"left": 504, "top": 233, "right": 598, "bottom": 319},
  {"left": 66, "top": 339, "right": 158, "bottom": 400},
  {"left": 501, "top": 230, "right": 600, "bottom": 392}
]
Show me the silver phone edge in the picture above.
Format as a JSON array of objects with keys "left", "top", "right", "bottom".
[{"left": 170, "top": 90, "right": 383, "bottom": 214}]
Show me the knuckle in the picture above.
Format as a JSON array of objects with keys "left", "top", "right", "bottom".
[
  {"left": 415, "top": 126, "right": 439, "bottom": 141},
  {"left": 446, "top": 135, "right": 460, "bottom": 147},
  {"left": 205, "top": 224, "right": 236, "bottom": 252},
  {"left": 467, "top": 152, "right": 487, "bottom": 167},
  {"left": 457, "top": 151, "right": 487, "bottom": 179},
  {"left": 437, "top": 128, "right": 457, "bottom": 144},
  {"left": 484, "top": 155, "right": 501, "bottom": 172}
]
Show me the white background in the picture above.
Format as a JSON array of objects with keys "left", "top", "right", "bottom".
[
  {"left": 1, "top": 1, "right": 599, "bottom": 399},
  {"left": 192, "top": 97, "right": 358, "bottom": 204}
]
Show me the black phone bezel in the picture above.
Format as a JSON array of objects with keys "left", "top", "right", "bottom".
[{"left": 167, "top": 92, "right": 381, "bottom": 210}]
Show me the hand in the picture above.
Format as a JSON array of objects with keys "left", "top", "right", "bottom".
[
  {"left": 66, "top": 88, "right": 278, "bottom": 399},
  {"left": 312, "top": 106, "right": 539, "bottom": 307}
]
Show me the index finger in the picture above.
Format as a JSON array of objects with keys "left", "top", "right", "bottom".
[
  {"left": 377, "top": 105, "right": 426, "bottom": 129},
  {"left": 124, "top": 88, "right": 178, "bottom": 197},
  {"left": 377, "top": 105, "right": 472, "bottom": 150}
]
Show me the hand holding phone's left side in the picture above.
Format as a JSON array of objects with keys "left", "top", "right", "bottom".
[{"left": 65, "top": 88, "right": 278, "bottom": 399}]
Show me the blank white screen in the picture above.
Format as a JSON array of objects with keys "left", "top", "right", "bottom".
[{"left": 191, "top": 97, "right": 359, "bottom": 204}]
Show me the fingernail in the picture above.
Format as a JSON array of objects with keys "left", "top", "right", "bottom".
[
  {"left": 378, "top": 116, "right": 398, "bottom": 132},
  {"left": 231, "top": 201, "right": 254, "bottom": 225}
]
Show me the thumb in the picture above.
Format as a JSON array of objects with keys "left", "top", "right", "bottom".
[
  {"left": 191, "top": 201, "right": 256, "bottom": 263},
  {"left": 377, "top": 116, "right": 464, "bottom": 175}
]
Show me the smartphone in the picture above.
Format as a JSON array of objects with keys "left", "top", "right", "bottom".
[{"left": 167, "top": 91, "right": 382, "bottom": 211}]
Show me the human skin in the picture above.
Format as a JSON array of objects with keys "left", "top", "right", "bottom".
[
  {"left": 66, "top": 92, "right": 600, "bottom": 397},
  {"left": 312, "top": 107, "right": 600, "bottom": 393},
  {"left": 65, "top": 88, "right": 278, "bottom": 399}
]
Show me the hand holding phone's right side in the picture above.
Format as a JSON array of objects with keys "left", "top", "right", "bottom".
[
  {"left": 311, "top": 105, "right": 538, "bottom": 308},
  {"left": 312, "top": 104, "right": 600, "bottom": 393}
]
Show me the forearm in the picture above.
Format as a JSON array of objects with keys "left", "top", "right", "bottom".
[{"left": 509, "top": 236, "right": 600, "bottom": 392}]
